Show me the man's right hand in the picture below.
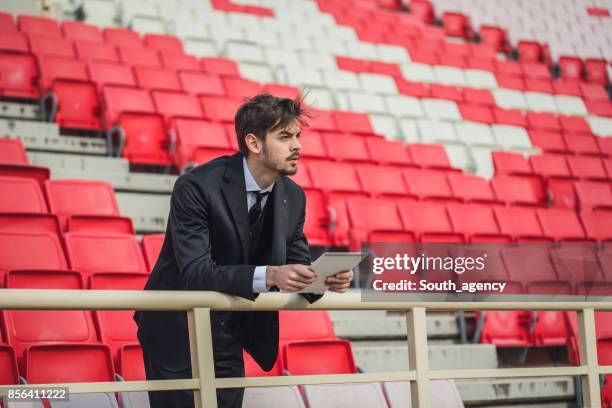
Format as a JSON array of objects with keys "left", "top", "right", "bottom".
[{"left": 265, "top": 265, "right": 317, "bottom": 292}]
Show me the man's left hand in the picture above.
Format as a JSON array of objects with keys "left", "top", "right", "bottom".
[{"left": 325, "top": 270, "right": 354, "bottom": 293}]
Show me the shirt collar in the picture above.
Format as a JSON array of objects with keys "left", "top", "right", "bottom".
[{"left": 243, "top": 156, "right": 275, "bottom": 193}]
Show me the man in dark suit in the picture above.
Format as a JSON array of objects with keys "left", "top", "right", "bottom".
[{"left": 135, "top": 94, "right": 354, "bottom": 408}]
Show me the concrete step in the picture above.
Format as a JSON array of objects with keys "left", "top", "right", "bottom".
[
  {"left": 115, "top": 192, "right": 170, "bottom": 233},
  {"left": 50, "top": 169, "right": 177, "bottom": 194},
  {"left": 351, "top": 341, "right": 498, "bottom": 372},
  {"left": 330, "top": 311, "right": 459, "bottom": 339},
  {"left": 1, "top": 119, "right": 106, "bottom": 154},
  {"left": 28, "top": 152, "right": 129, "bottom": 174},
  {"left": 0, "top": 101, "right": 40, "bottom": 120}
]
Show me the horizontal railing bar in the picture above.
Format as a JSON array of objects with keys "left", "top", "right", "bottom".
[
  {"left": 0, "top": 379, "right": 200, "bottom": 395},
  {"left": 598, "top": 365, "right": 612, "bottom": 375},
  {"left": 216, "top": 371, "right": 416, "bottom": 388},
  {"left": 1, "top": 290, "right": 612, "bottom": 311}
]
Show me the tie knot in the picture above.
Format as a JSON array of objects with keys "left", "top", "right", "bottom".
[{"left": 254, "top": 191, "right": 269, "bottom": 204}]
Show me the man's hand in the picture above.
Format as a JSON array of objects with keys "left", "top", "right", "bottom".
[
  {"left": 325, "top": 269, "right": 354, "bottom": 293},
  {"left": 266, "top": 265, "right": 317, "bottom": 292}
]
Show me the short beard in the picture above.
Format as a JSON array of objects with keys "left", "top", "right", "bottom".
[{"left": 262, "top": 144, "right": 298, "bottom": 176}]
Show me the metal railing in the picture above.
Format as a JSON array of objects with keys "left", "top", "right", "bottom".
[{"left": 0, "top": 289, "right": 611, "bottom": 407}]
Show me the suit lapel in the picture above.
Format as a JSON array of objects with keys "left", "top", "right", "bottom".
[
  {"left": 270, "top": 177, "right": 289, "bottom": 265},
  {"left": 221, "top": 153, "right": 250, "bottom": 262}
]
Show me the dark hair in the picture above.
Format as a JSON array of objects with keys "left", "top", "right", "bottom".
[{"left": 234, "top": 93, "right": 310, "bottom": 156}]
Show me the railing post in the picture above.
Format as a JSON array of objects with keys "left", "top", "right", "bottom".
[
  {"left": 577, "top": 308, "right": 601, "bottom": 407},
  {"left": 406, "top": 307, "right": 431, "bottom": 407},
  {"left": 187, "top": 307, "right": 218, "bottom": 408}
]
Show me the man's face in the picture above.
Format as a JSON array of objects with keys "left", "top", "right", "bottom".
[{"left": 260, "top": 121, "right": 302, "bottom": 176}]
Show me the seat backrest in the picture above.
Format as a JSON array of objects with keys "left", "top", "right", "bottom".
[
  {"left": 0, "top": 176, "right": 48, "bottom": 214},
  {"left": 28, "top": 35, "right": 75, "bottom": 58},
  {"left": 222, "top": 77, "right": 260, "bottom": 98},
  {"left": 447, "top": 204, "right": 507, "bottom": 241},
  {"left": 567, "top": 156, "right": 607, "bottom": 180},
  {"left": 62, "top": 21, "right": 103, "bottom": 42},
  {"left": 201, "top": 57, "right": 240, "bottom": 76},
  {"left": 117, "top": 344, "right": 146, "bottom": 381},
  {"left": 0, "top": 138, "right": 28, "bottom": 165},
  {"left": 356, "top": 164, "right": 410, "bottom": 197},
  {"left": 279, "top": 311, "right": 336, "bottom": 341},
  {"left": 575, "top": 181, "right": 612, "bottom": 211},
  {"left": 37, "top": 55, "right": 89, "bottom": 91},
  {"left": 331, "top": 111, "right": 374, "bottom": 135},
  {"left": 537, "top": 209, "right": 586, "bottom": 241},
  {"left": 141, "top": 234, "right": 165, "bottom": 272},
  {"left": 18, "top": 15, "right": 61, "bottom": 37},
  {"left": 407, "top": 144, "right": 452, "bottom": 170},
  {"left": 347, "top": 199, "right": 404, "bottom": 232},
  {"left": 0, "top": 345, "right": 19, "bottom": 385},
  {"left": 501, "top": 246, "right": 558, "bottom": 284},
  {"left": 398, "top": 202, "right": 459, "bottom": 241},
  {"left": 76, "top": 40, "right": 119, "bottom": 62},
  {"left": 64, "top": 232, "right": 148, "bottom": 276},
  {"left": 302, "top": 382, "right": 388, "bottom": 408},
  {"left": 308, "top": 161, "right": 362, "bottom": 193},
  {"left": 152, "top": 90, "right": 203, "bottom": 122},
  {"left": 25, "top": 344, "right": 114, "bottom": 384},
  {"left": 365, "top": 138, "right": 412, "bottom": 166},
  {"left": 447, "top": 173, "right": 496, "bottom": 203},
  {"left": 580, "top": 211, "right": 612, "bottom": 242},
  {"left": 134, "top": 66, "right": 181, "bottom": 91},
  {"left": 529, "top": 154, "right": 571, "bottom": 178},
  {"left": 179, "top": 71, "right": 225, "bottom": 96},
  {"left": 492, "top": 151, "right": 532, "bottom": 175},
  {"left": 170, "top": 118, "right": 229, "bottom": 167},
  {"left": 102, "top": 85, "right": 155, "bottom": 127},
  {"left": 403, "top": 169, "right": 455, "bottom": 202},
  {"left": 322, "top": 133, "right": 372, "bottom": 163},
  {"left": 88, "top": 61, "right": 136, "bottom": 88},
  {"left": 144, "top": 33, "right": 183, "bottom": 54},
  {"left": 103, "top": 28, "right": 142, "bottom": 48},
  {"left": 117, "top": 46, "right": 161, "bottom": 67},
  {"left": 283, "top": 340, "right": 355, "bottom": 375},
  {"left": 0, "top": 52, "right": 40, "bottom": 99},
  {"left": 0, "top": 230, "right": 67, "bottom": 279},
  {"left": 491, "top": 175, "right": 540, "bottom": 206},
  {"left": 493, "top": 207, "right": 548, "bottom": 241},
  {"left": 200, "top": 95, "right": 243, "bottom": 122},
  {"left": 0, "top": 31, "right": 28, "bottom": 53}
]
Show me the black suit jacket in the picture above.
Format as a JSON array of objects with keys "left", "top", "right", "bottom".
[{"left": 135, "top": 152, "right": 320, "bottom": 373}]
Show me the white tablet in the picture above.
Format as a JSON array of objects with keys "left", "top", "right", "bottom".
[{"left": 297, "top": 252, "right": 367, "bottom": 294}]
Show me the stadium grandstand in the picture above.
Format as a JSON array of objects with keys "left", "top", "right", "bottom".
[{"left": 0, "top": 0, "right": 611, "bottom": 406}]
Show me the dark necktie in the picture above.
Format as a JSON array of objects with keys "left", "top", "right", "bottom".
[{"left": 248, "top": 191, "right": 269, "bottom": 228}]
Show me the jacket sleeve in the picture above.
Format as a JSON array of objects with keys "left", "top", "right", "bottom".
[
  {"left": 286, "top": 189, "right": 323, "bottom": 304},
  {"left": 170, "top": 172, "right": 257, "bottom": 300}
]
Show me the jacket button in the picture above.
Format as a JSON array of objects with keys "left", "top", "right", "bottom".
[{"left": 219, "top": 320, "right": 225, "bottom": 326}]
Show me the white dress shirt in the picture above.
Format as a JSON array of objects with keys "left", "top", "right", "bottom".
[{"left": 243, "top": 157, "right": 275, "bottom": 293}]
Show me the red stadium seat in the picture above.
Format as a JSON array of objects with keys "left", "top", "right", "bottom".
[
  {"left": 75, "top": 40, "right": 119, "bottom": 62},
  {"left": 459, "top": 104, "right": 494, "bottom": 123},
  {"left": 191, "top": 147, "right": 236, "bottom": 166},
  {"left": 0, "top": 176, "right": 48, "bottom": 214},
  {"left": 443, "top": 12, "right": 470, "bottom": 38},
  {"left": 581, "top": 211, "right": 612, "bottom": 242},
  {"left": 530, "top": 154, "right": 572, "bottom": 179},
  {"left": 0, "top": 52, "right": 39, "bottom": 99},
  {"left": 493, "top": 108, "right": 527, "bottom": 127},
  {"left": 28, "top": 35, "right": 75, "bottom": 58},
  {"left": 406, "top": 144, "right": 453, "bottom": 171},
  {"left": 517, "top": 41, "right": 543, "bottom": 62},
  {"left": 479, "top": 25, "right": 508, "bottom": 52},
  {"left": 496, "top": 60, "right": 522, "bottom": 77},
  {"left": 302, "top": 188, "right": 331, "bottom": 246},
  {"left": 0, "top": 32, "right": 28, "bottom": 52},
  {"left": 179, "top": 71, "right": 225, "bottom": 96},
  {"left": 17, "top": 15, "right": 61, "bottom": 37},
  {"left": 90, "top": 272, "right": 149, "bottom": 357},
  {"left": 0, "top": 164, "right": 50, "bottom": 190},
  {"left": 200, "top": 95, "right": 243, "bottom": 123},
  {"left": 410, "top": 0, "right": 434, "bottom": 23},
  {"left": 364, "top": 138, "right": 412, "bottom": 167},
  {"left": 308, "top": 108, "right": 337, "bottom": 132},
  {"left": 170, "top": 118, "right": 229, "bottom": 169},
  {"left": 560, "top": 115, "right": 591, "bottom": 134},
  {"left": 563, "top": 133, "right": 601, "bottom": 156},
  {"left": 117, "top": 46, "right": 161, "bottom": 67},
  {"left": 103, "top": 28, "right": 142, "bottom": 48},
  {"left": 356, "top": 164, "right": 412, "bottom": 200},
  {"left": 522, "top": 62, "right": 551, "bottom": 80},
  {"left": 336, "top": 56, "right": 369, "bottom": 73},
  {"left": 134, "top": 66, "right": 181, "bottom": 91},
  {"left": 0, "top": 345, "right": 19, "bottom": 385},
  {"left": 64, "top": 231, "right": 148, "bottom": 276},
  {"left": 537, "top": 209, "right": 586, "bottom": 241},
  {"left": 492, "top": 151, "right": 533, "bottom": 175},
  {"left": 37, "top": 55, "right": 88, "bottom": 91},
  {"left": 553, "top": 81, "right": 582, "bottom": 96},
  {"left": 117, "top": 344, "right": 145, "bottom": 381},
  {"left": 584, "top": 58, "right": 609, "bottom": 85},
  {"left": 491, "top": 175, "right": 541, "bottom": 207},
  {"left": 0, "top": 11, "right": 16, "bottom": 32},
  {"left": 44, "top": 179, "right": 120, "bottom": 230},
  {"left": 201, "top": 57, "right": 240, "bottom": 77},
  {"left": 395, "top": 78, "right": 430, "bottom": 97},
  {"left": 284, "top": 340, "right": 355, "bottom": 375},
  {"left": 463, "top": 88, "right": 495, "bottom": 107},
  {"left": 223, "top": 77, "right": 261, "bottom": 98},
  {"left": 430, "top": 84, "right": 462, "bottom": 102},
  {"left": 580, "top": 83, "right": 609, "bottom": 101},
  {"left": 479, "top": 310, "right": 531, "bottom": 346},
  {"left": 141, "top": 234, "right": 164, "bottom": 271},
  {"left": 62, "top": 21, "right": 103, "bottom": 42},
  {"left": 567, "top": 156, "right": 607, "bottom": 180},
  {"left": 494, "top": 207, "right": 549, "bottom": 241},
  {"left": 24, "top": 344, "right": 115, "bottom": 386},
  {"left": 279, "top": 310, "right": 336, "bottom": 341},
  {"left": 447, "top": 204, "right": 510, "bottom": 242},
  {"left": 110, "top": 112, "right": 171, "bottom": 166},
  {"left": 398, "top": 202, "right": 462, "bottom": 242},
  {"left": 322, "top": 133, "right": 372, "bottom": 163},
  {"left": 528, "top": 130, "right": 567, "bottom": 153},
  {"left": 261, "top": 84, "right": 301, "bottom": 99},
  {"left": 299, "top": 130, "right": 328, "bottom": 161},
  {"left": 0, "top": 138, "right": 28, "bottom": 165},
  {"left": 101, "top": 85, "right": 155, "bottom": 127},
  {"left": 48, "top": 79, "right": 102, "bottom": 131},
  {"left": 599, "top": 137, "right": 612, "bottom": 157},
  {"left": 332, "top": 111, "right": 375, "bottom": 135},
  {"left": 558, "top": 57, "right": 584, "bottom": 82},
  {"left": 4, "top": 269, "right": 97, "bottom": 360},
  {"left": 143, "top": 33, "right": 183, "bottom": 54},
  {"left": 370, "top": 61, "right": 402, "bottom": 78},
  {"left": 403, "top": 168, "right": 457, "bottom": 203},
  {"left": 527, "top": 112, "right": 561, "bottom": 132},
  {"left": 66, "top": 215, "right": 134, "bottom": 235},
  {"left": 347, "top": 199, "right": 412, "bottom": 249},
  {"left": 447, "top": 173, "right": 498, "bottom": 204},
  {"left": 160, "top": 52, "right": 200, "bottom": 71},
  {"left": 575, "top": 181, "right": 612, "bottom": 211},
  {"left": 88, "top": 61, "right": 136, "bottom": 88}
]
